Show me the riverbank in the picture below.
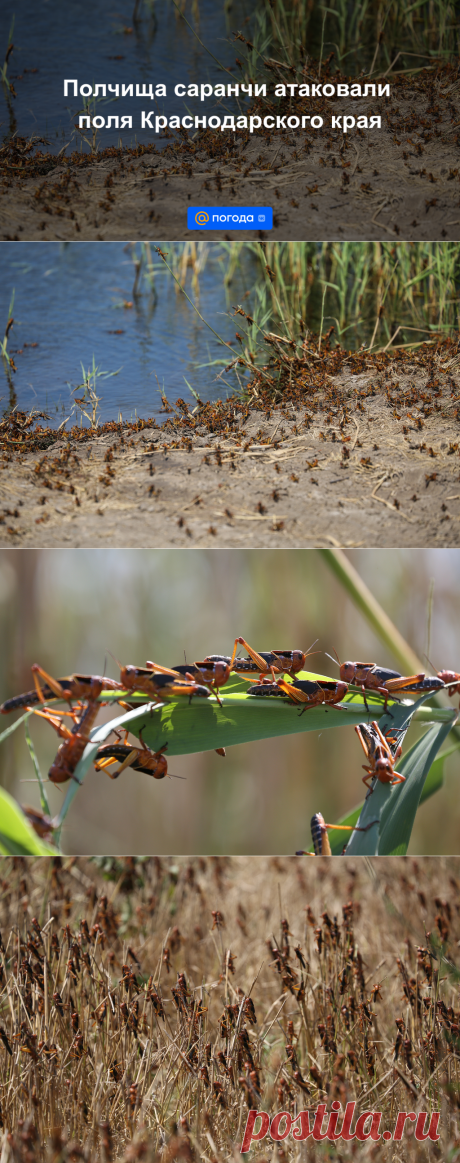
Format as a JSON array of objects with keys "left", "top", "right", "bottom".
[
  {"left": 1, "top": 67, "right": 459, "bottom": 241},
  {"left": 1, "top": 338, "right": 459, "bottom": 547}
]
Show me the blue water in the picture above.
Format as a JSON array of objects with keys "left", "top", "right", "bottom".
[
  {"left": 0, "top": 241, "right": 255, "bottom": 424},
  {"left": 0, "top": 0, "right": 252, "bottom": 153}
]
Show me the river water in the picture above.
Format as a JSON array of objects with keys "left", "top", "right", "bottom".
[
  {"left": 0, "top": 0, "right": 252, "bottom": 152},
  {"left": 1, "top": 241, "right": 451, "bottom": 425},
  {"left": 0, "top": 240, "right": 254, "bottom": 423}
]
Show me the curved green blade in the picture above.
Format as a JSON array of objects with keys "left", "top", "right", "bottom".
[
  {"left": 101, "top": 677, "right": 452, "bottom": 759},
  {"left": 0, "top": 787, "right": 58, "bottom": 855},
  {"left": 344, "top": 693, "right": 456, "bottom": 855},
  {"left": 326, "top": 737, "right": 460, "bottom": 855},
  {"left": 48, "top": 682, "right": 454, "bottom": 834},
  {"left": 378, "top": 716, "right": 455, "bottom": 855},
  {"left": 123, "top": 695, "right": 383, "bottom": 756}
]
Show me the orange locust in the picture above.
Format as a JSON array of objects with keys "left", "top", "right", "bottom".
[
  {"left": 28, "top": 690, "right": 104, "bottom": 784},
  {"left": 94, "top": 736, "right": 169, "bottom": 780},
  {"left": 246, "top": 677, "right": 348, "bottom": 714},
  {"left": 296, "top": 812, "right": 379, "bottom": 856},
  {"left": 421, "top": 657, "right": 460, "bottom": 702},
  {"left": 117, "top": 664, "right": 210, "bottom": 703},
  {"left": 436, "top": 670, "right": 460, "bottom": 698},
  {"left": 22, "top": 805, "right": 56, "bottom": 843},
  {"left": 327, "top": 654, "right": 444, "bottom": 712},
  {"left": 204, "top": 639, "right": 316, "bottom": 684},
  {"left": 163, "top": 660, "right": 233, "bottom": 705},
  {"left": 355, "top": 720, "right": 405, "bottom": 792},
  {"left": 1, "top": 665, "right": 123, "bottom": 714}
]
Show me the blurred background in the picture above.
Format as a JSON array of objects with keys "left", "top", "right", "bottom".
[{"left": 0, "top": 548, "right": 459, "bottom": 855}]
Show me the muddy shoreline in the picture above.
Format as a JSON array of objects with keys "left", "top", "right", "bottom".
[
  {"left": 1, "top": 68, "right": 459, "bottom": 242},
  {"left": 2, "top": 343, "right": 460, "bottom": 547}
]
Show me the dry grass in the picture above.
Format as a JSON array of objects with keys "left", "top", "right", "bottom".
[{"left": 1, "top": 856, "right": 460, "bottom": 1160}]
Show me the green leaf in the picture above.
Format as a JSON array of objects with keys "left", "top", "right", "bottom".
[
  {"left": 0, "top": 787, "right": 58, "bottom": 855},
  {"left": 43, "top": 676, "right": 454, "bottom": 833},
  {"left": 104, "top": 678, "right": 452, "bottom": 759},
  {"left": 378, "top": 716, "right": 455, "bottom": 855},
  {"left": 343, "top": 692, "right": 455, "bottom": 855},
  {"left": 123, "top": 694, "right": 383, "bottom": 757},
  {"left": 420, "top": 738, "right": 460, "bottom": 802},
  {"left": 326, "top": 735, "right": 460, "bottom": 855},
  {"left": 419, "top": 751, "right": 446, "bottom": 802}
]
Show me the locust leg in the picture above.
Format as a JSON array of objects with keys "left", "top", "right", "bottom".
[
  {"left": 185, "top": 669, "right": 223, "bottom": 708},
  {"left": 145, "top": 661, "right": 184, "bottom": 679},
  {"left": 360, "top": 684, "right": 371, "bottom": 713},
  {"left": 355, "top": 724, "right": 372, "bottom": 763},
  {"left": 107, "top": 748, "right": 141, "bottom": 779},
  {"left": 235, "top": 638, "right": 279, "bottom": 682},
  {"left": 385, "top": 672, "right": 426, "bottom": 692},
  {"left": 31, "top": 664, "right": 68, "bottom": 705},
  {"left": 388, "top": 770, "right": 406, "bottom": 786},
  {"left": 275, "top": 678, "right": 313, "bottom": 705},
  {"left": 28, "top": 705, "right": 78, "bottom": 740},
  {"left": 362, "top": 766, "right": 376, "bottom": 790}
]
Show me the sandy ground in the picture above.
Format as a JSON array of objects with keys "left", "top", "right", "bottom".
[
  {"left": 1, "top": 70, "right": 460, "bottom": 241},
  {"left": 2, "top": 361, "right": 460, "bottom": 547}
]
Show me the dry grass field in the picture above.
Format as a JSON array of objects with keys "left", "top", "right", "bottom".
[{"left": 0, "top": 856, "right": 459, "bottom": 1161}]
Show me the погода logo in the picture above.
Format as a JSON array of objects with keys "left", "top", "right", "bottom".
[{"left": 188, "top": 206, "right": 273, "bottom": 231}]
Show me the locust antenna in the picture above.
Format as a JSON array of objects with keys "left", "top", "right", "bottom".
[
  {"left": 304, "top": 638, "right": 320, "bottom": 660},
  {"left": 425, "top": 577, "right": 435, "bottom": 669},
  {"left": 107, "top": 649, "right": 123, "bottom": 670}
]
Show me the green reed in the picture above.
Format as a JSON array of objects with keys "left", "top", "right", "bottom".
[
  {"left": 129, "top": 241, "right": 459, "bottom": 363},
  {"left": 251, "top": 0, "right": 460, "bottom": 73},
  {"left": 244, "top": 241, "right": 460, "bottom": 352}
]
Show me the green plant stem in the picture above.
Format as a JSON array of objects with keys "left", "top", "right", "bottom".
[
  {"left": 170, "top": 0, "right": 236, "bottom": 77},
  {"left": 318, "top": 547, "right": 460, "bottom": 740},
  {"left": 0, "top": 709, "right": 34, "bottom": 745},
  {"left": 24, "top": 724, "right": 50, "bottom": 816},
  {"left": 319, "top": 547, "right": 432, "bottom": 672},
  {"left": 154, "top": 248, "right": 235, "bottom": 353}
]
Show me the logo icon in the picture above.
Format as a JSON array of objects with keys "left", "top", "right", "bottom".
[{"left": 195, "top": 210, "right": 209, "bottom": 225}]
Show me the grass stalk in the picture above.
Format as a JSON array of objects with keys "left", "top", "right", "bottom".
[
  {"left": 318, "top": 548, "right": 460, "bottom": 744},
  {"left": 24, "top": 723, "right": 51, "bottom": 817},
  {"left": 318, "top": 547, "right": 429, "bottom": 672}
]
